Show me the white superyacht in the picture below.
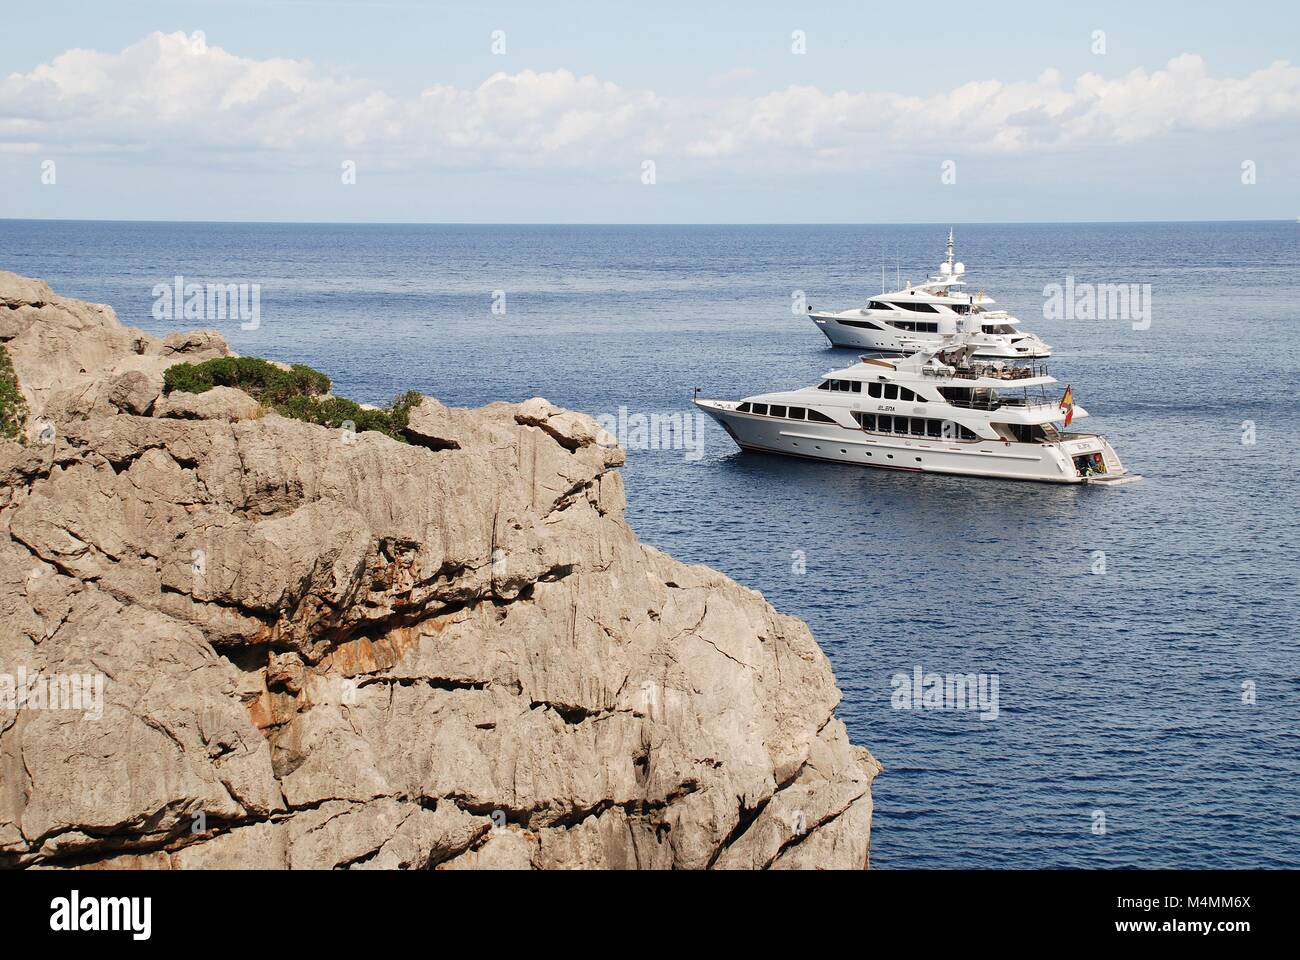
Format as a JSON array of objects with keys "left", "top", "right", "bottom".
[
  {"left": 807, "top": 230, "right": 1052, "bottom": 359},
  {"left": 693, "top": 327, "right": 1135, "bottom": 484}
]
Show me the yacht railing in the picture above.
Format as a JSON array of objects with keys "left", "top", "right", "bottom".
[
  {"left": 996, "top": 395, "right": 1055, "bottom": 408},
  {"left": 946, "top": 359, "right": 1050, "bottom": 381},
  {"left": 940, "top": 395, "right": 1055, "bottom": 411}
]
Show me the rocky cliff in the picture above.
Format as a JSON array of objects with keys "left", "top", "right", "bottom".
[{"left": 0, "top": 271, "right": 881, "bottom": 869}]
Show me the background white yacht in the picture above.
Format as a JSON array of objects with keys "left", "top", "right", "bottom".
[
  {"left": 807, "top": 230, "right": 1052, "bottom": 359},
  {"left": 694, "top": 327, "right": 1134, "bottom": 484}
]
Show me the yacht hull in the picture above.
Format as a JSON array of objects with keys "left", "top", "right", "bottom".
[
  {"left": 809, "top": 311, "right": 1051, "bottom": 359},
  {"left": 696, "top": 400, "right": 1126, "bottom": 484}
]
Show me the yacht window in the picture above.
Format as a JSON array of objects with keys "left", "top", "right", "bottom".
[
  {"left": 769, "top": 405, "right": 787, "bottom": 419},
  {"left": 752, "top": 403, "right": 768, "bottom": 416},
  {"left": 897, "top": 301, "right": 940, "bottom": 314},
  {"left": 923, "top": 322, "right": 939, "bottom": 333},
  {"left": 899, "top": 387, "right": 915, "bottom": 401},
  {"left": 894, "top": 418, "right": 910, "bottom": 435},
  {"left": 911, "top": 418, "right": 926, "bottom": 436},
  {"left": 959, "top": 425, "right": 977, "bottom": 441},
  {"left": 871, "top": 301, "right": 895, "bottom": 311},
  {"left": 737, "top": 402, "right": 751, "bottom": 413},
  {"left": 868, "top": 382, "right": 882, "bottom": 399},
  {"left": 836, "top": 318, "right": 884, "bottom": 330},
  {"left": 851, "top": 381, "right": 862, "bottom": 393},
  {"left": 788, "top": 407, "right": 806, "bottom": 420},
  {"left": 877, "top": 415, "right": 891, "bottom": 433},
  {"left": 884, "top": 384, "right": 899, "bottom": 400},
  {"left": 862, "top": 414, "right": 876, "bottom": 431},
  {"left": 818, "top": 381, "right": 830, "bottom": 390},
  {"left": 926, "top": 420, "right": 942, "bottom": 438},
  {"left": 895, "top": 321, "right": 914, "bottom": 332},
  {"left": 806, "top": 409, "right": 835, "bottom": 424}
]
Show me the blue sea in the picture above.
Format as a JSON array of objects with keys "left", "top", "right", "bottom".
[{"left": 3, "top": 219, "right": 1297, "bottom": 868}]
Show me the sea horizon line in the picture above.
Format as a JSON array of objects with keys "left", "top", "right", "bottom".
[{"left": 1, "top": 216, "right": 1293, "bottom": 228}]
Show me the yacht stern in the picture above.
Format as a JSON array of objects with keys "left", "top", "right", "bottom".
[{"left": 1058, "top": 433, "right": 1141, "bottom": 484}]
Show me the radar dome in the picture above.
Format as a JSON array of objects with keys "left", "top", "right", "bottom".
[
  {"left": 939, "top": 262, "right": 952, "bottom": 275},
  {"left": 954, "top": 262, "right": 966, "bottom": 275}
]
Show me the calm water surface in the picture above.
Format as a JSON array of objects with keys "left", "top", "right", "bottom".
[{"left": 3, "top": 220, "right": 1297, "bottom": 868}]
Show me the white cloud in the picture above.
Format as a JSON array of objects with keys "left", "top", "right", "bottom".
[
  {"left": 1, "top": 31, "right": 1297, "bottom": 176},
  {"left": 684, "top": 57, "right": 1300, "bottom": 166}
]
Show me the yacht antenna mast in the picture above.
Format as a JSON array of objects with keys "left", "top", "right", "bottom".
[{"left": 946, "top": 228, "right": 955, "bottom": 272}]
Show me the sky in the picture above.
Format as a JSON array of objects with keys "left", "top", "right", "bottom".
[{"left": 1, "top": 0, "right": 1298, "bottom": 223}]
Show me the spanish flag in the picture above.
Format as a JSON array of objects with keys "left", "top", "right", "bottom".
[{"left": 1060, "top": 385, "right": 1074, "bottom": 427}]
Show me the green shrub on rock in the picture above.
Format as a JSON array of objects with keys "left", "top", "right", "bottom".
[
  {"left": 164, "top": 356, "right": 421, "bottom": 442},
  {"left": 0, "top": 344, "right": 26, "bottom": 441},
  {"left": 164, "top": 356, "right": 332, "bottom": 405}
]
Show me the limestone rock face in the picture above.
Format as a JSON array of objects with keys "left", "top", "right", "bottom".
[
  {"left": 0, "top": 271, "right": 881, "bottom": 870},
  {"left": 154, "top": 386, "right": 262, "bottom": 422},
  {"left": 0, "top": 270, "right": 229, "bottom": 436},
  {"left": 105, "top": 370, "right": 163, "bottom": 416}
]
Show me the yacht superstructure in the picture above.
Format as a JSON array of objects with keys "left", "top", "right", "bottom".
[
  {"left": 807, "top": 230, "right": 1051, "bottom": 359},
  {"left": 694, "top": 335, "right": 1135, "bottom": 484}
]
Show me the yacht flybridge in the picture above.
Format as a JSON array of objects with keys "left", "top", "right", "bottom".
[
  {"left": 694, "top": 334, "right": 1136, "bottom": 484},
  {"left": 807, "top": 230, "right": 1051, "bottom": 359}
]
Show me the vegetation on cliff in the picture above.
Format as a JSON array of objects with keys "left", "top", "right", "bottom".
[
  {"left": 0, "top": 344, "right": 26, "bottom": 440},
  {"left": 163, "top": 356, "right": 422, "bottom": 442}
]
